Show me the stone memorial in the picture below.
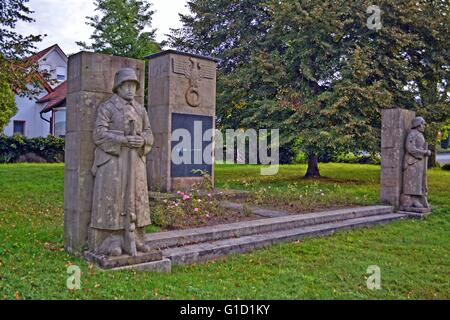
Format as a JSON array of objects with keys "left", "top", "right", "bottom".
[
  {"left": 61, "top": 53, "right": 427, "bottom": 271},
  {"left": 89, "top": 68, "right": 153, "bottom": 257},
  {"left": 145, "top": 50, "right": 218, "bottom": 192},
  {"left": 380, "top": 108, "right": 431, "bottom": 216},
  {"left": 400, "top": 116, "right": 431, "bottom": 212},
  {"left": 64, "top": 52, "right": 169, "bottom": 271}
]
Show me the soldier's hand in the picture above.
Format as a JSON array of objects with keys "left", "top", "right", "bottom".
[
  {"left": 426, "top": 150, "right": 432, "bottom": 157},
  {"left": 126, "top": 135, "right": 144, "bottom": 148}
]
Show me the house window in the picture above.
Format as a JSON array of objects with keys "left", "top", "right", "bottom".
[
  {"left": 13, "top": 121, "right": 25, "bottom": 135},
  {"left": 56, "top": 66, "right": 66, "bottom": 81},
  {"left": 54, "top": 108, "right": 66, "bottom": 137},
  {"left": 39, "top": 64, "right": 51, "bottom": 72}
]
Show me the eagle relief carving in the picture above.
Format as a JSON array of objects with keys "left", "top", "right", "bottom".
[{"left": 172, "top": 57, "right": 214, "bottom": 107}]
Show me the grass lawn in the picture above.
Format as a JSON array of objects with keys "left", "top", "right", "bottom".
[{"left": 0, "top": 163, "right": 449, "bottom": 299}]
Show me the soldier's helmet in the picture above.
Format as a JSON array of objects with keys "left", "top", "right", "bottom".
[
  {"left": 112, "top": 68, "right": 140, "bottom": 93},
  {"left": 411, "top": 117, "right": 426, "bottom": 129}
]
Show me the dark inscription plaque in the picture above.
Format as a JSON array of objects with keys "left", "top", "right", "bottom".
[{"left": 171, "top": 113, "right": 213, "bottom": 177}]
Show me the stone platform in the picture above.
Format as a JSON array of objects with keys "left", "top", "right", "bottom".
[
  {"left": 398, "top": 207, "right": 432, "bottom": 219},
  {"left": 85, "top": 250, "right": 165, "bottom": 270},
  {"left": 142, "top": 205, "right": 411, "bottom": 269},
  {"left": 85, "top": 205, "right": 426, "bottom": 272}
]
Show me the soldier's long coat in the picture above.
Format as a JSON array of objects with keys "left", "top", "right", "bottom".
[
  {"left": 91, "top": 94, "right": 153, "bottom": 230},
  {"left": 403, "top": 129, "right": 427, "bottom": 196}
]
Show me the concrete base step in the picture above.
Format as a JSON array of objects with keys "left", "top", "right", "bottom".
[
  {"left": 162, "top": 213, "right": 406, "bottom": 266},
  {"left": 219, "top": 201, "right": 290, "bottom": 217},
  {"left": 145, "top": 205, "right": 394, "bottom": 250}
]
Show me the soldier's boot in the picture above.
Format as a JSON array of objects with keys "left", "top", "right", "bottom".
[
  {"left": 110, "top": 246, "right": 122, "bottom": 256},
  {"left": 97, "top": 235, "right": 122, "bottom": 256},
  {"left": 420, "top": 196, "right": 430, "bottom": 208},
  {"left": 136, "top": 241, "right": 150, "bottom": 253},
  {"left": 411, "top": 197, "right": 423, "bottom": 208},
  {"left": 135, "top": 227, "right": 150, "bottom": 253}
]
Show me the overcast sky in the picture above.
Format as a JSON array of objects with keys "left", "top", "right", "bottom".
[{"left": 15, "top": 0, "right": 190, "bottom": 55}]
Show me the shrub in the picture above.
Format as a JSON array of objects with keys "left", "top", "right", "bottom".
[
  {"left": 292, "top": 151, "right": 307, "bottom": 164},
  {"left": 0, "top": 77, "right": 17, "bottom": 130},
  {"left": 442, "top": 163, "right": 450, "bottom": 171},
  {"left": 333, "top": 152, "right": 381, "bottom": 165},
  {"left": 0, "top": 134, "right": 64, "bottom": 163}
]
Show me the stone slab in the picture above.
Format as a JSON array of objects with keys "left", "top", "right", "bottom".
[
  {"left": 380, "top": 108, "right": 416, "bottom": 209},
  {"left": 146, "top": 50, "right": 217, "bottom": 192},
  {"left": 162, "top": 213, "right": 406, "bottom": 266},
  {"left": 144, "top": 205, "right": 394, "bottom": 250},
  {"left": 397, "top": 211, "right": 432, "bottom": 219},
  {"left": 108, "top": 258, "right": 172, "bottom": 273},
  {"left": 65, "top": 91, "right": 112, "bottom": 133},
  {"left": 219, "top": 201, "right": 289, "bottom": 218},
  {"left": 398, "top": 206, "right": 432, "bottom": 220},
  {"left": 85, "top": 250, "right": 163, "bottom": 269},
  {"left": 68, "top": 51, "right": 145, "bottom": 99},
  {"left": 400, "top": 207, "right": 432, "bottom": 214}
]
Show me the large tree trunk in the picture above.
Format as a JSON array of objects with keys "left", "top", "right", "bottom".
[
  {"left": 304, "top": 153, "right": 321, "bottom": 178},
  {"left": 428, "top": 144, "right": 437, "bottom": 168}
]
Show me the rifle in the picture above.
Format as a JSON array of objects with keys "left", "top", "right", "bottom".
[
  {"left": 123, "top": 119, "right": 138, "bottom": 256},
  {"left": 423, "top": 142, "right": 429, "bottom": 208}
]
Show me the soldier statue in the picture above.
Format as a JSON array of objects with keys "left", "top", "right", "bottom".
[
  {"left": 401, "top": 116, "right": 431, "bottom": 210},
  {"left": 90, "top": 68, "right": 154, "bottom": 256}
]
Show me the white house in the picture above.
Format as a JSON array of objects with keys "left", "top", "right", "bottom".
[{"left": 2, "top": 44, "right": 68, "bottom": 138}]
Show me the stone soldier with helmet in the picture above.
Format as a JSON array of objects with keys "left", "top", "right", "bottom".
[
  {"left": 401, "top": 116, "right": 431, "bottom": 210},
  {"left": 90, "top": 68, "right": 154, "bottom": 256}
]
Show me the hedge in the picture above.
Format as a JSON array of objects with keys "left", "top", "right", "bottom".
[{"left": 0, "top": 134, "right": 64, "bottom": 163}]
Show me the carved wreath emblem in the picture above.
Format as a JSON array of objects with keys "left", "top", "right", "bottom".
[{"left": 172, "top": 57, "right": 214, "bottom": 107}]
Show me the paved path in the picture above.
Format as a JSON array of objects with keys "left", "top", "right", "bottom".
[{"left": 437, "top": 153, "right": 450, "bottom": 165}]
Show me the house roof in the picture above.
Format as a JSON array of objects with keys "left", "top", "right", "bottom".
[
  {"left": 37, "top": 81, "right": 67, "bottom": 113},
  {"left": 27, "top": 44, "right": 68, "bottom": 111},
  {"left": 13, "top": 44, "right": 66, "bottom": 95},
  {"left": 33, "top": 72, "right": 54, "bottom": 93},
  {"left": 28, "top": 44, "right": 66, "bottom": 63}
]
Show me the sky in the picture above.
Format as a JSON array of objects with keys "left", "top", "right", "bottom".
[{"left": 15, "top": 0, "right": 190, "bottom": 55}]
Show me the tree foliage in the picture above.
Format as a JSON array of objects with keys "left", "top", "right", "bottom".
[
  {"left": 169, "top": 0, "right": 273, "bottom": 131},
  {"left": 0, "top": 0, "right": 44, "bottom": 130},
  {"left": 0, "top": 77, "right": 16, "bottom": 130},
  {"left": 170, "top": 0, "right": 450, "bottom": 176},
  {"left": 77, "top": 0, "right": 160, "bottom": 59}
]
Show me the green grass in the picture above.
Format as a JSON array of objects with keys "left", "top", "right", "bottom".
[{"left": 0, "top": 163, "right": 449, "bottom": 299}]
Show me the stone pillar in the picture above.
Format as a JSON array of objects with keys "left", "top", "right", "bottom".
[
  {"left": 145, "top": 50, "right": 218, "bottom": 192},
  {"left": 380, "top": 108, "right": 416, "bottom": 209},
  {"left": 64, "top": 52, "right": 145, "bottom": 254}
]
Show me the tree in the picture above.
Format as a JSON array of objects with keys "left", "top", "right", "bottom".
[
  {"left": 0, "top": 0, "right": 44, "bottom": 130},
  {"left": 169, "top": 0, "right": 270, "bottom": 73},
  {"left": 77, "top": 0, "right": 160, "bottom": 59},
  {"left": 405, "top": 0, "right": 450, "bottom": 167},
  {"left": 169, "top": 0, "right": 272, "bottom": 130},
  {"left": 0, "top": 77, "right": 16, "bottom": 130},
  {"left": 170, "top": 0, "right": 450, "bottom": 177},
  {"left": 257, "top": 0, "right": 449, "bottom": 175}
]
